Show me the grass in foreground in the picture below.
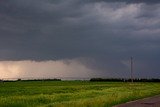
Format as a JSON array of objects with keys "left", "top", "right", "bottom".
[{"left": 0, "top": 81, "right": 160, "bottom": 107}]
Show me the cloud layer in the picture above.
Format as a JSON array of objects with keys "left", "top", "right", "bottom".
[
  {"left": 0, "top": 59, "right": 98, "bottom": 79},
  {"left": 0, "top": 0, "right": 160, "bottom": 78}
]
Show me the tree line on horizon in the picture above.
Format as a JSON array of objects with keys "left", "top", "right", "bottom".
[
  {"left": 0, "top": 78, "right": 160, "bottom": 82},
  {"left": 90, "top": 78, "right": 160, "bottom": 82}
]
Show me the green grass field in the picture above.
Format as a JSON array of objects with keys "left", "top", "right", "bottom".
[{"left": 0, "top": 81, "right": 160, "bottom": 107}]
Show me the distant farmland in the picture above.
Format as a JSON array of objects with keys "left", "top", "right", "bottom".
[{"left": 0, "top": 81, "right": 160, "bottom": 107}]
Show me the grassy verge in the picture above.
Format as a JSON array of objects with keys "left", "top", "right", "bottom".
[{"left": 0, "top": 81, "right": 160, "bottom": 107}]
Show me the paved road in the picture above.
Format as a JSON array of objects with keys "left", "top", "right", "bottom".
[{"left": 114, "top": 95, "right": 160, "bottom": 107}]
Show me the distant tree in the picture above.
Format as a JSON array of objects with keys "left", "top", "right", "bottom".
[{"left": 17, "top": 78, "right": 21, "bottom": 81}]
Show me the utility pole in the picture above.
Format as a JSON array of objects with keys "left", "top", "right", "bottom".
[{"left": 131, "top": 57, "right": 133, "bottom": 83}]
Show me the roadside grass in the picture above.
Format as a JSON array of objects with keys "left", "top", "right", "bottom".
[{"left": 0, "top": 81, "right": 160, "bottom": 107}]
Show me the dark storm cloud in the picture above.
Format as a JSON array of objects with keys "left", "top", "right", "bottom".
[{"left": 0, "top": 0, "right": 160, "bottom": 78}]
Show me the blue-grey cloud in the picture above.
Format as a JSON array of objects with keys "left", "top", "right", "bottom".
[{"left": 0, "top": 0, "right": 160, "bottom": 78}]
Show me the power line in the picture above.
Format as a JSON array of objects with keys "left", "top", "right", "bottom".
[{"left": 131, "top": 56, "right": 133, "bottom": 83}]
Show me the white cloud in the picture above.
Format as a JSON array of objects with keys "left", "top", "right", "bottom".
[{"left": 0, "top": 59, "right": 96, "bottom": 79}]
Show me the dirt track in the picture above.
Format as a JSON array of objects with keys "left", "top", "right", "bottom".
[{"left": 114, "top": 95, "right": 160, "bottom": 107}]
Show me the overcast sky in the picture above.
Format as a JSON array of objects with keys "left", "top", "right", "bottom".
[{"left": 0, "top": 0, "right": 160, "bottom": 79}]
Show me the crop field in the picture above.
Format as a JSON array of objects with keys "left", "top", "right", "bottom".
[{"left": 0, "top": 81, "right": 160, "bottom": 107}]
